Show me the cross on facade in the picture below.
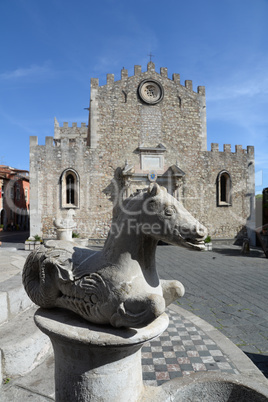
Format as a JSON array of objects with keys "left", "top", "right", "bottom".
[{"left": 148, "top": 52, "right": 154, "bottom": 62}]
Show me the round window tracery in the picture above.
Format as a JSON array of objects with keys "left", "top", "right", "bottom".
[{"left": 138, "top": 79, "right": 164, "bottom": 104}]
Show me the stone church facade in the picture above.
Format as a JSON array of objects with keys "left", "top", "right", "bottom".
[{"left": 30, "top": 62, "right": 255, "bottom": 242}]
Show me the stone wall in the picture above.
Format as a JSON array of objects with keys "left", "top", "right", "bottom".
[
  {"left": 30, "top": 62, "right": 255, "bottom": 242},
  {"left": 30, "top": 136, "right": 112, "bottom": 239}
]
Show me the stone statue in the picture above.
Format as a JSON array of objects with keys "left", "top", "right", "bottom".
[
  {"left": 23, "top": 184, "right": 207, "bottom": 328},
  {"left": 53, "top": 209, "right": 76, "bottom": 241}
]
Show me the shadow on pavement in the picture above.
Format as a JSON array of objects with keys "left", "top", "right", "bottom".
[
  {"left": 244, "top": 352, "right": 268, "bottom": 378},
  {"left": 0, "top": 231, "right": 29, "bottom": 249},
  {"left": 212, "top": 247, "right": 266, "bottom": 259}
]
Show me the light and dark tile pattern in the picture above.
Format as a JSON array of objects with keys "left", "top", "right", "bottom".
[{"left": 142, "top": 309, "right": 238, "bottom": 386}]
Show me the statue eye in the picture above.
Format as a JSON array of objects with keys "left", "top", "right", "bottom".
[{"left": 165, "top": 206, "right": 176, "bottom": 216}]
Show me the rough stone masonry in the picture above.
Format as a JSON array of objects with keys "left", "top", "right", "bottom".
[{"left": 29, "top": 62, "right": 255, "bottom": 242}]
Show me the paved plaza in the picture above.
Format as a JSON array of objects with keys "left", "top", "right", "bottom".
[{"left": 156, "top": 243, "right": 268, "bottom": 377}]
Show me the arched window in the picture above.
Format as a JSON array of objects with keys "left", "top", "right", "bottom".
[
  {"left": 66, "top": 174, "right": 75, "bottom": 204},
  {"left": 217, "top": 171, "right": 231, "bottom": 206},
  {"left": 61, "top": 169, "right": 79, "bottom": 208}
]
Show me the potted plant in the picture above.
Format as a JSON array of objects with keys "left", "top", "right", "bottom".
[
  {"left": 204, "top": 235, "right": 212, "bottom": 251},
  {"left": 33, "top": 234, "right": 43, "bottom": 242},
  {"left": 0, "top": 224, "right": 4, "bottom": 232}
]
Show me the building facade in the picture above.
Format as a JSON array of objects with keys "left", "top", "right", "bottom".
[
  {"left": 0, "top": 165, "right": 30, "bottom": 230},
  {"left": 29, "top": 62, "right": 255, "bottom": 242}
]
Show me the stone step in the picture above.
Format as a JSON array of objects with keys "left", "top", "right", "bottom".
[
  {"left": 0, "top": 306, "right": 52, "bottom": 383},
  {"left": 0, "top": 273, "right": 33, "bottom": 325}
]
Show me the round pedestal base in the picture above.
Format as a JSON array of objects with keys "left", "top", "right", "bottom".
[
  {"left": 35, "top": 308, "right": 169, "bottom": 402},
  {"left": 56, "top": 228, "right": 73, "bottom": 241}
]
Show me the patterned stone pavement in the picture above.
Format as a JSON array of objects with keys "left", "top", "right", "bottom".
[
  {"left": 156, "top": 244, "right": 268, "bottom": 377},
  {"left": 142, "top": 308, "right": 238, "bottom": 386}
]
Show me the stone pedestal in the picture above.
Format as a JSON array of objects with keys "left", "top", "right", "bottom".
[
  {"left": 56, "top": 228, "right": 73, "bottom": 241},
  {"left": 34, "top": 308, "right": 169, "bottom": 402}
]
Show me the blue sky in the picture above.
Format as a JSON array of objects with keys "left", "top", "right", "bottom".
[{"left": 1, "top": 0, "right": 267, "bottom": 193}]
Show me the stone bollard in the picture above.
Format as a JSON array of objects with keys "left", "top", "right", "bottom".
[{"left": 34, "top": 308, "right": 169, "bottom": 402}]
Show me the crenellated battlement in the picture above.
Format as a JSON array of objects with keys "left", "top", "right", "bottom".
[
  {"left": 90, "top": 62, "right": 205, "bottom": 94},
  {"left": 30, "top": 118, "right": 89, "bottom": 149},
  {"left": 29, "top": 59, "right": 256, "bottom": 245},
  {"left": 210, "top": 143, "right": 254, "bottom": 156},
  {"left": 54, "top": 117, "right": 88, "bottom": 140},
  {"left": 62, "top": 122, "right": 87, "bottom": 128},
  {"left": 30, "top": 135, "right": 88, "bottom": 148}
]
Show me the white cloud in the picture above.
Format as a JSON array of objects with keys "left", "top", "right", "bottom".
[
  {"left": 206, "top": 55, "right": 268, "bottom": 103},
  {"left": 0, "top": 62, "right": 54, "bottom": 81},
  {"left": 255, "top": 150, "right": 268, "bottom": 167},
  {"left": 207, "top": 79, "right": 268, "bottom": 102},
  {"left": 206, "top": 61, "right": 268, "bottom": 130},
  {"left": 0, "top": 105, "right": 52, "bottom": 136}
]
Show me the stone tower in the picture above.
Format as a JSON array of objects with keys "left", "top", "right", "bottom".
[{"left": 30, "top": 62, "right": 255, "bottom": 243}]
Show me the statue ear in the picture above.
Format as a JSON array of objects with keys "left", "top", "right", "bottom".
[{"left": 148, "top": 183, "right": 161, "bottom": 197}]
